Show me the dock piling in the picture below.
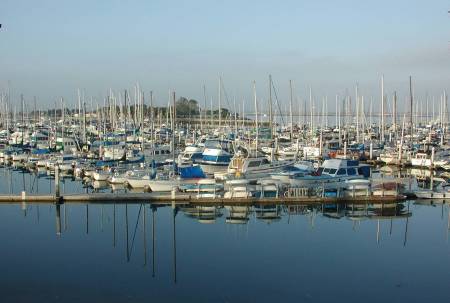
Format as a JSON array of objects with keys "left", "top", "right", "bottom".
[{"left": 55, "top": 165, "right": 60, "bottom": 198}]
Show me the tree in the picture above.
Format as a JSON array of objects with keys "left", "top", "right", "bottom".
[{"left": 176, "top": 97, "right": 199, "bottom": 117}]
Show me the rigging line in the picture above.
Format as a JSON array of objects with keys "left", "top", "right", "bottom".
[
  {"left": 129, "top": 204, "right": 143, "bottom": 257},
  {"left": 30, "top": 174, "right": 37, "bottom": 193},
  {"left": 220, "top": 79, "right": 234, "bottom": 117},
  {"left": 271, "top": 79, "right": 286, "bottom": 126}
]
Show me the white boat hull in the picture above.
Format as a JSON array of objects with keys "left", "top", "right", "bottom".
[{"left": 148, "top": 180, "right": 179, "bottom": 192}]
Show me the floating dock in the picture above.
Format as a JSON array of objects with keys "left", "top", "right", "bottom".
[{"left": 0, "top": 192, "right": 407, "bottom": 205}]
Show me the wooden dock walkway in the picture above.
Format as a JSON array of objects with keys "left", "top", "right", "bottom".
[{"left": 0, "top": 192, "right": 407, "bottom": 205}]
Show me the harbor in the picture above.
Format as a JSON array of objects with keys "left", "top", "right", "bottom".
[
  {"left": 2, "top": 1, "right": 450, "bottom": 302},
  {"left": 0, "top": 74, "right": 448, "bottom": 205},
  {"left": 0, "top": 72, "right": 449, "bottom": 303}
]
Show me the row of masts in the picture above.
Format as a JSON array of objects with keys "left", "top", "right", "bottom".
[{"left": 0, "top": 76, "right": 448, "bottom": 145}]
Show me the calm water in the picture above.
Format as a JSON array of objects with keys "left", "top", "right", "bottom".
[{"left": 0, "top": 167, "right": 449, "bottom": 303}]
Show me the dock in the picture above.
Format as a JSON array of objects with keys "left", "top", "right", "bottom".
[{"left": 0, "top": 192, "right": 407, "bottom": 205}]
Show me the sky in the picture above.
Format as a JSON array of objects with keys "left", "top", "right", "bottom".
[{"left": 0, "top": 0, "right": 449, "bottom": 111}]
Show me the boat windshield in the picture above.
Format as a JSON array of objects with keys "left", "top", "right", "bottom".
[
  {"left": 322, "top": 168, "right": 337, "bottom": 175},
  {"left": 205, "top": 140, "right": 232, "bottom": 152}
]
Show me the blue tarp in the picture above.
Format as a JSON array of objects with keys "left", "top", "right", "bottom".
[
  {"left": 32, "top": 148, "right": 50, "bottom": 155},
  {"left": 179, "top": 165, "right": 205, "bottom": 178}
]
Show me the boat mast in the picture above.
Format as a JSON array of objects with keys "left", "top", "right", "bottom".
[
  {"left": 381, "top": 75, "right": 385, "bottom": 142},
  {"left": 309, "top": 86, "right": 313, "bottom": 137},
  {"left": 218, "top": 77, "right": 222, "bottom": 130},
  {"left": 172, "top": 91, "right": 176, "bottom": 167},
  {"left": 150, "top": 90, "right": 154, "bottom": 143},
  {"left": 233, "top": 97, "right": 237, "bottom": 137},
  {"left": 253, "top": 81, "right": 258, "bottom": 156},
  {"left": 141, "top": 91, "right": 145, "bottom": 151},
  {"left": 202, "top": 85, "right": 207, "bottom": 133},
  {"left": 21, "top": 94, "right": 24, "bottom": 146},
  {"left": 393, "top": 92, "right": 397, "bottom": 137},
  {"left": 409, "top": 76, "right": 413, "bottom": 138},
  {"left": 124, "top": 89, "right": 128, "bottom": 161},
  {"left": 356, "top": 84, "right": 359, "bottom": 143},
  {"left": 289, "top": 80, "right": 294, "bottom": 141},
  {"left": 61, "top": 97, "right": 64, "bottom": 150},
  {"left": 269, "top": 75, "right": 273, "bottom": 139},
  {"left": 83, "top": 101, "right": 86, "bottom": 147}
]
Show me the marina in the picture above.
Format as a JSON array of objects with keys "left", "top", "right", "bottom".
[
  {"left": 0, "top": 68, "right": 448, "bottom": 303},
  {"left": 2, "top": 1, "right": 450, "bottom": 302}
]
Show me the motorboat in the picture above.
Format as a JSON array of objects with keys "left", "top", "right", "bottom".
[{"left": 289, "top": 158, "right": 370, "bottom": 189}]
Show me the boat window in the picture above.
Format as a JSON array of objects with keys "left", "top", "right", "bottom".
[
  {"left": 323, "top": 168, "right": 330, "bottom": 173},
  {"left": 328, "top": 168, "right": 337, "bottom": 174},
  {"left": 155, "top": 150, "right": 160, "bottom": 155},
  {"left": 347, "top": 168, "right": 357, "bottom": 175},
  {"left": 261, "top": 158, "right": 270, "bottom": 165},
  {"left": 205, "top": 140, "right": 221, "bottom": 149},
  {"left": 248, "top": 161, "right": 261, "bottom": 167},
  {"left": 337, "top": 168, "right": 346, "bottom": 175}
]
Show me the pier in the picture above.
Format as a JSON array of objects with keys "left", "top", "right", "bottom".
[{"left": 0, "top": 192, "right": 406, "bottom": 204}]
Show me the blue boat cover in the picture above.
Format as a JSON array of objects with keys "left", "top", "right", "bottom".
[
  {"left": 32, "top": 148, "right": 50, "bottom": 154},
  {"left": 179, "top": 165, "right": 205, "bottom": 178}
]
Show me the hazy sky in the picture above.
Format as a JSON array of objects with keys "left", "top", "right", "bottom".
[{"left": 1, "top": 0, "right": 449, "bottom": 110}]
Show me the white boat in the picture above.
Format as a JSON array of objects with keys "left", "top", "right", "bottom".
[
  {"left": 147, "top": 179, "right": 180, "bottom": 192},
  {"left": 414, "top": 189, "right": 450, "bottom": 199},
  {"left": 289, "top": 158, "right": 369, "bottom": 189},
  {"left": 224, "top": 179, "right": 253, "bottom": 199},
  {"left": 102, "top": 142, "right": 126, "bottom": 161},
  {"left": 343, "top": 179, "right": 371, "bottom": 197},
  {"left": 411, "top": 151, "right": 449, "bottom": 168},
  {"left": 197, "top": 139, "right": 234, "bottom": 175},
  {"left": 58, "top": 162, "right": 74, "bottom": 172},
  {"left": 31, "top": 131, "right": 50, "bottom": 149},
  {"left": 256, "top": 179, "right": 281, "bottom": 198},
  {"left": 414, "top": 181, "right": 450, "bottom": 199},
  {"left": 195, "top": 179, "right": 223, "bottom": 198},
  {"left": 125, "top": 149, "right": 145, "bottom": 163},
  {"left": 12, "top": 152, "right": 28, "bottom": 162},
  {"left": 56, "top": 137, "right": 79, "bottom": 153},
  {"left": 227, "top": 155, "right": 296, "bottom": 180},
  {"left": 269, "top": 161, "right": 315, "bottom": 183},
  {"left": 143, "top": 144, "right": 174, "bottom": 165},
  {"left": 108, "top": 169, "right": 139, "bottom": 184},
  {"left": 36, "top": 158, "right": 49, "bottom": 167},
  {"left": 379, "top": 147, "right": 411, "bottom": 165},
  {"left": 126, "top": 175, "right": 152, "bottom": 189},
  {"left": 179, "top": 145, "right": 204, "bottom": 164},
  {"left": 278, "top": 144, "right": 300, "bottom": 159},
  {"left": 92, "top": 170, "right": 111, "bottom": 181},
  {"left": 56, "top": 154, "right": 76, "bottom": 172}
]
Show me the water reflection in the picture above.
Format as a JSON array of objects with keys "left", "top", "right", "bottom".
[
  {"left": 2, "top": 168, "right": 450, "bottom": 302},
  {"left": 181, "top": 205, "right": 223, "bottom": 224},
  {"left": 21, "top": 200, "right": 433, "bottom": 246},
  {"left": 0, "top": 200, "right": 449, "bottom": 302}
]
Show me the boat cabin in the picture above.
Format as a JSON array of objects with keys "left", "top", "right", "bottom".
[{"left": 317, "top": 159, "right": 370, "bottom": 178}]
